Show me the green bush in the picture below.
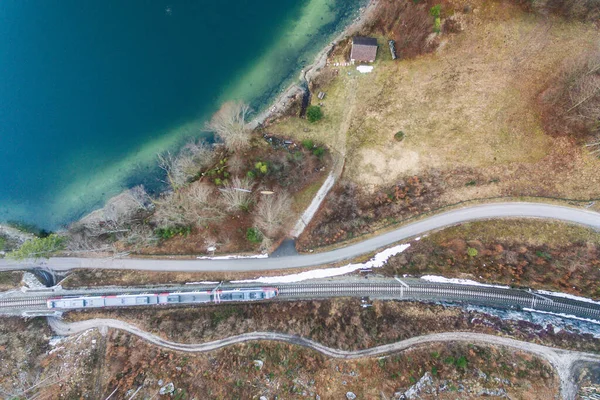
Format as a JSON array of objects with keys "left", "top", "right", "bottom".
[
  {"left": 301, "top": 139, "right": 314, "bottom": 149},
  {"left": 255, "top": 161, "right": 268, "bottom": 174},
  {"left": 306, "top": 105, "right": 323, "bottom": 123},
  {"left": 0, "top": 237, "right": 6, "bottom": 251},
  {"left": 430, "top": 4, "right": 441, "bottom": 17},
  {"left": 394, "top": 131, "right": 405, "bottom": 141},
  {"left": 455, "top": 355, "right": 468, "bottom": 369},
  {"left": 312, "top": 147, "right": 325, "bottom": 159},
  {"left": 246, "top": 227, "right": 263, "bottom": 244},
  {"left": 246, "top": 170, "right": 256, "bottom": 179},
  {"left": 467, "top": 247, "right": 478, "bottom": 257},
  {"left": 8, "top": 234, "right": 66, "bottom": 260},
  {"left": 155, "top": 226, "right": 192, "bottom": 240},
  {"left": 434, "top": 17, "right": 442, "bottom": 33}
]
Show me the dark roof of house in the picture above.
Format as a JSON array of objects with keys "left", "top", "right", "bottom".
[
  {"left": 350, "top": 36, "right": 378, "bottom": 61},
  {"left": 352, "top": 36, "right": 378, "bottom": 46}
]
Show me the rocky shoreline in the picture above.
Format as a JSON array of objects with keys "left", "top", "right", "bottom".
[{"left": 250, "top": 0, "right": 379, "bottom": 129}]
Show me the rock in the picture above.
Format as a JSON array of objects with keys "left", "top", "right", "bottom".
[
  {"left": 402, "top": 372, "right": 433, "bottom": 399},
  {"left": 346, "top": 392, "right": 357, "bottom": 400},
  {"left": 478, "top": 388, "right": 507, "bottom": 397},
  {"left": 476, "top": 369, "right": 487, "bottom": 380},
  {"left": 315, "top": 396, "right": 321, "bottom": 400},
  {"left": 159, "top": 382, "right": 175, "bottom": 395},
  {"left": 260, "top": 396, "right": 268, "bottom": 400},
  {"left": 253, "top": 360, "right": 264, "bottom": 370}
]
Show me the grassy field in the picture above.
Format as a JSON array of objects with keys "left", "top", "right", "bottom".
[{"left": 269, "top": 0, "right": 600, "bottom": 200}]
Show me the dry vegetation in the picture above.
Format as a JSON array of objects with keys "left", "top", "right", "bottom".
[
  {"left": 66, "top": 298, "right": 600, "bottom": 353},
  {"left": 264, "top": 0, "right": 600, "bottom": 250},
  {"left": 83, "top": 335, "right": 557, "bottom": 399},
  {"left": 0, "top": 271, "right": 23, "bottom": 290},
  {"left": 0, "top": 318, "right": 54, "bottom": 400},
  {"left": 0, "top": 313, "right": 564, "bottom": 399},
  {"left": 381, "top": 219, "right": 600, "bottom": 299},
  {"left": 65, "top": 102, "right": 329, "bottom": 256}
]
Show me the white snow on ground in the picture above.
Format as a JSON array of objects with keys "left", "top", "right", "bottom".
[
  {"left": 523, "top": 308, "right": 600, "bottom": 325},
  {"left": 185, "top": 281, "right": 220, "bottom": 285},
  {"left": 196, "top": 254, "right": 268, "bottom": 260},
  {"left": 356, "top": 65, "right": 374, "bottom": 73},
  {"left": 233, "top": 244, "right": 410, "bottom": 284},
  {"left": 420, "top": 275, "right": 511, "bottom": 289},
  {"left": 535, "top": 290, "right": 600, "bottom": 306}
]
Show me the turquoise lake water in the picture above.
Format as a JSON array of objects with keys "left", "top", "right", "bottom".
[{"left": 0, "top": 0, "right": 364, "bottom": 230}]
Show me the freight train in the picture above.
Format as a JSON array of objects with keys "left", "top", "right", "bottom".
[{"left": 46, "top": 287, "right": 278, "bottom": 310}]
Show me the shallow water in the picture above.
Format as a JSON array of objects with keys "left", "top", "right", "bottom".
[{"left": 0, "top": 0, "right": 364, "bottom": 230}]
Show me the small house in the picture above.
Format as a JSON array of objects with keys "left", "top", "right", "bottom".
[{"left": 350, "top": 37, "right": 378, "bottom": 64}]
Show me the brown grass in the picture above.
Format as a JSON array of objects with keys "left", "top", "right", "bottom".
[
  {"left": 65, "top": 298, "right": 600, "bottom": 353},
  {"left": 382, "top": 219, "right": 600, "bottom": 298}
]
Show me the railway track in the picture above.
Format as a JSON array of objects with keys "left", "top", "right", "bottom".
[
  {"left": 0, "top": 296, "right": 48, "bottom": 309},
  {"left": 1, "top": 281, "right": 600, "bottom": 323},
  {"left": 277, "top": 282, "right": 600, "bottom": 321}
]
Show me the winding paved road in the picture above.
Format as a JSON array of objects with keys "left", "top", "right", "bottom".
[
  {"left": 2, "top": 202, "right": 599, "bottom": 272},
  {"left": 49, "top": 317, "right": 600, "bottom": 400}
]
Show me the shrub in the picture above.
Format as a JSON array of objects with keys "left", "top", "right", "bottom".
[
  {"left": 394, "top": 131, "right": 405, "bottom": 141},
  {"left": 255, "top": 161, "right": 268, "bottom": 174},
  {"left": 301, "top": 139, "right": 314, "bottom": 149},
  {"left": 434, "top": 17, "right": 441, "bottom": 33},
  {"left": 306, "top": 105, "right": 323, "bottom": 123},
  {"left": 246, "top": 227, "right": 263, "bottom": 243},
  {"left": 430, "top": 4, "right": 441, "bottom": 17},
  {"left": 312, "top": 147, "right": 325, "bottom": 159},
  {"left": 455, "top": 355, "right": 468, "bottom": 369},
  {"left": 467, "top": 247, "right": 478, "bottom": 257},
  {"left": 8, "top": 234, "right": 66, "bottom": 260},
  {"left": 155, "top": 226, "right": 191, "bottom": 240},
  {"left": 246, "top": 170, "right": 256, "bottom": 179}
]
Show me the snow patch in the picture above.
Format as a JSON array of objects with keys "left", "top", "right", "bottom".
[
  {"left": 522, "top": 308, "right": 600, "bottom": 325},
  {"left": 535, "top": 290, "right": 600, "bottom": 306},
  {"left": 420, "top": 275, "right": 510, "bottom": 289},
  {"left": 234, "top": 243, "right": 410, "bottom": 284},
  {"left": 196, "top": 254, "right": 268, "bottom": 260},
  {"left": 356, "top": 65, "right": 374, "bottom": 73}
]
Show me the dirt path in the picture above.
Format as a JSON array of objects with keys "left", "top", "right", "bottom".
[
  {"left": 290, "top": 78, "right": 358, "bottom": 237},
  {"left": 49, "top": 317, "right": 600, "bottom": 400}
]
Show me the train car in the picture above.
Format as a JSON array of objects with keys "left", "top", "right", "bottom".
[{"left": 46, "top": 287, "right": 279, "bottom": 310}]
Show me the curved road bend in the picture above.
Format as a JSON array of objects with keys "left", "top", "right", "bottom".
[
  {"left": 2, "top": 203, "right": 600, "bottom": 272},
  {"left": 49, "top": 318, "right": 600, "bottom": 400}
]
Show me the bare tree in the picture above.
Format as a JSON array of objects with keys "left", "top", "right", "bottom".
[
  {"left": 185, "top": 183, "right": 225, "bottom": 225},
  {"left": 205, "top": 101, "right": 252, "bottom": 151},
  {"left": 67, "top": 186, "right": 153, "bottom": 252},
  {"left": 158, "top": 139, "right": 214, "bottom": 189},
  {"left": 254, "top": 191, "right": 292, "bottom": 237},
  {"left": 227, "top": 153, "right": 246, "bottom": 175},
  {"left": 152, "top": 183, "right": 224, "bottom": 229},
  {"left": 219, "top": 176, "right": 254, "bottom": 212}
]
